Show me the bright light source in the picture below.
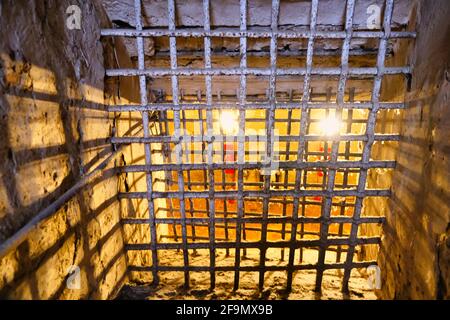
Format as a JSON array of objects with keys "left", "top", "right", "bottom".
[
  {"left": 318, "top": 115, "right": 342, "bottom": 136},
  {"left": 219, "top": 110, "right": 238, "bottom": 135}
]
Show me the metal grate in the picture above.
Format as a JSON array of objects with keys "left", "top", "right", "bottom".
[{"left": 102, "top": 0, "right": 414, "bottom": 293}]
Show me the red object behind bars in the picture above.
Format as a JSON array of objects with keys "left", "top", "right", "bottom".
[
  {"left": 314, "top": 146, "right": 331, "bottom": 201},
  {"left": 224, "top": 142, "right": 236, "bottom": 175},
  {"left": 224, "top": 142, "right": 236, "bottom": 204},
  {"left": 317, "top": 146, "right": 332, "bottom": 177}
]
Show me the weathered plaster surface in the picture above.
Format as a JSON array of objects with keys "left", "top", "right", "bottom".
[
  {"left": 102, "top": 0, "right": 412, "bottom": 28},
  {"left": 375, "top": 0, "right": 450, "bottom": 299},
  {"left": 0, "top": 0, "right": 132, "bottom": 299}
]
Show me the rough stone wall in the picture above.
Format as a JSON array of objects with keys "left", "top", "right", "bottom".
[
  {"left": 0, "top": 0, "right": 135, "bottom": 299},
  {"left": 375, "top": 0, "right": 450, "bottom": 299},
  {"left": 102, "top": 0, "right": 412, "bottom": 28}
]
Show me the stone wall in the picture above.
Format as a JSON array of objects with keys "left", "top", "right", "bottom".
[
  {"left": 0, "top": 0, "right": 137, "bottom": 299},
  {"left": 375, "top": 0, "right": 450, "bottom": 299}
]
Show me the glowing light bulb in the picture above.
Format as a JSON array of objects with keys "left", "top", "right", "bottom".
[
  {"left": 318, "top": 115, "right": 342, "bottom": 136},
  {"left": 219, "top": 110, "right": 238, "bottom": 135}
]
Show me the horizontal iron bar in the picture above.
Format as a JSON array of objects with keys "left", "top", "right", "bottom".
[
  {"left": 118, "top": 189, "right": 391, "bottom": 199},
  {"left": 106, "top": 66, "right": 411, "bottom": 77},
  {"left": 161, "top": 181, "right": 360, "bottom": 188},
  {"left": 160, "top": 232, "right": 320, "bottom": 241},
  {"left": 117, "top": 160, "right": 395, "bottom": 172},
  {"left": 155, "top": 199, "right": 356, "bottom": 211},
  {"left": 149, "top": 151, "right": 366, "bottom": 160},
  {"left": 128, "top": 260, "right": 378, "bottom": 273},
  {"left": 101, "top": 28, "right": 416, "bottom": 39},
  {"left": 154, "top": 48, "right": 383, "bottom": 57},
  {"left": 155, "top": 117, "right": 369, "bottom": 123},
  {"left": 125, "top": 236, "right": 381, "bottom": 251},
  {"left": 122, "top": 216, "right": 385, "bottom": 225},
  {"left": 111, "top": 134, "right": 400, "bottom": 144},
  {"left": 108, "top": 102, "right": 406, "bottom": 112},
  {"left": 152, "top": 159, "right": 368, "bottom": 167}
]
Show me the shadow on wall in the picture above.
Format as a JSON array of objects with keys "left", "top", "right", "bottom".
[
  {"left": 0, "top": 58, "right": 127, "bottom": 300},
  {"left": 376, "top": 0, "right": 450, "bottom": 299},
  {"left": 0, "top": 0, "right": 131, "bottom": 299},
  {"left": 379, "top": 91, "right": 450, "bottom": 299}
]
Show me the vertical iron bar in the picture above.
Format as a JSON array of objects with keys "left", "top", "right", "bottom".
[
  {"left": 336, "top": 87, "right": 354, "bottom": 263},
  {"left": 286, "top": 0, "right": 318, "bottom": 292},
  {"left": 280, "top": 90, "right": 293, "bottom": 261},
  {"left": 258, "top": 0, "right": 280, "bottom": 292},
  {"left": 342, "top": 0, "right": 393, "bottom": 293},
  {"left": 182, "top": 108, "right": 197, "bottom": 254},
  {"left": 168, "top": 0, "right": 190, "bottom": 287},
  {"left": 218, "top": 108, "right": 231, "bottom": 256},
  {"left": 299, "top": 87, "right": 315, "bottom": 264},
  {"left": 133, "top": 0, "right": 159, "bottom": 285},
  {"left": 315, "top": 0, "right": 355, "bottom": 292},
  {"left": 161, "top": 110, "right": 179, "bottom": 243},
  {"left": 198, "top": 108, "right": 210, "bottom": 249},
  {"left": 233, "top": 0, "right": 248, "bottom": 291}
]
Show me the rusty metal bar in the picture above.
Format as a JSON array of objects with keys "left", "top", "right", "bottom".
[
  {"left": 257, "top": 0, "right": 280, "bottom": 291},
  {"left": 106, "top": 66, "right": 410, "bottom": 77},
  {"left": 218, "top": 108, "right": 231, "bottom": 256},
  {"left": 315, "top": 0, "right": 355, "bottom": 292},
  {"left": 159, "top": 198, "right": 354, "bottom": 211},
  {"left": 342, "top": 0, "right": 394, "bottom": 293},
  {"left": 168, "top": 0, "right": 190, "bottom": 288},
  {"left": 119, "top": 188, "right": 391, "bottom": 199},
  {"left": 133, "top": 0, "right": 159, "bottom": 284},
  {"left": 164, "top": 117, "right": 367, "bottom": 123},
  {"left": 155, "top": 196, "right": 353, "bottom": 210},
  {"left": 181, "top": 109, "right": 197, "bottom": 253},
  {"left": 111, "top": 133, "right": 400, "bottom": 144},
  {"left": 131, "top": 148, "right": 375, "bottom": 159},
  {"left": 233, "top": 0, "right": 248, "bottom": 291},
  {"left": 280, "top": 91, "right": 294, "bottom": 261},
  {"left": 239, "top": 0, "right": 248, "bottom": 261},
  {"left": 123, "top": 215, "right": 385, "bottom": 225},
  {"left": 298, "top": 87, "right": 321, "bottom": 264},
  {"left": 126, "top": 236, "right": 381, "bottom": 250},
  {"left": 160, "top": 110, "right": 179, "bottom": 242},
  {"left": 128, "top": 260, "right": 378, "bottom": 273},
  {"left": 287, "top": 0, "right": 319, "bottom": 291},
  {"left": 202, "top": 0, "right": 217, "bottom": 290},
  {"left": 336, "top": 88, "right": 356, "bottom": 263}
]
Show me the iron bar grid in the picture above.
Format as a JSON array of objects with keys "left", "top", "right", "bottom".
[
  {"left": 108, "top": 102, "right": 407, "bottom": 112},
  {"left": 103, "top": 0, "right": 410, "bottom": 294}
]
